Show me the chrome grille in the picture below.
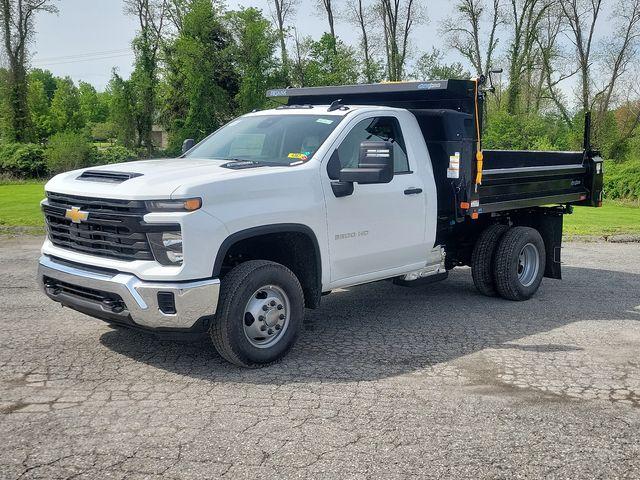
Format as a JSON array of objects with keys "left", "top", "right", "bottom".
[{"left": 42, "top": 192, "right": 154, "bottom": 261}]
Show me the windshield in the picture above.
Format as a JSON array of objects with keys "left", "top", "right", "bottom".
[{"left": 185, "top": 114, "right": 343, "bottom": 165}]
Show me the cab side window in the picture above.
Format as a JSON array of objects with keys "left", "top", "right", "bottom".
[{"left": 330, "top": 117, "right": 410, "bottom": 178}]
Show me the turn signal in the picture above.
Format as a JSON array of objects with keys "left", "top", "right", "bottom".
[{"left": 184, "top": 198, "right": 202, "bottom": 211}]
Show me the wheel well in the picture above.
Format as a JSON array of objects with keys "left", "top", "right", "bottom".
[{"left": 214, "top": 228, "right": 322, "bottom": 309}]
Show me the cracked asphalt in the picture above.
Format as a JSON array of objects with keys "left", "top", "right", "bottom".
[{"left": 1, "top": 237, "right": 640, "bottom": 479}]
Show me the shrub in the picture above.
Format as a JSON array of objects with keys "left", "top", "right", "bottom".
[
  {"left": 90, "top": 121, "right": 117, "bottom": 142},
  {"left": 604, "top": 159, "right": 640, "bottom": 201},
  {"left": 0, "top": 143, "right": 48, "bottom": 178},
  {"left": 45, "top": 131, "right": 94, "bottom": 174},
  {"left": 0, "top": 143, "right": 20, "bottom": 166},
  {"left": 91, "top": 145, "right": 138, "bottom": 165}
]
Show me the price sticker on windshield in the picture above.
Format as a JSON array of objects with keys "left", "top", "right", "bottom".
[{"left": 288, "top": 153, "right": 309, "bottom": 161}]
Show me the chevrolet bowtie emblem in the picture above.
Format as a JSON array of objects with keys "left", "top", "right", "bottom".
[{"left": 65, "top": 206, "right": 89, "bottom": 224}]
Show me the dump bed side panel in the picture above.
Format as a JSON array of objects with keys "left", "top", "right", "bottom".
[{"left": 478, "top": 150, "right": 590, "bottom": 214}]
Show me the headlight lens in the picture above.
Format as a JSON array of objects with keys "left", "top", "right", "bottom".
[
  {"left": 146, "top": 198, "right": 201, "bottom": 212},
  {"left": 148, "top": 231, "right": 183, "bottom": 265}
]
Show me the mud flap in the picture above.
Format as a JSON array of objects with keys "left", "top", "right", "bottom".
[{"left": 536, "top": 212, "right": 563, "bottom": 280}]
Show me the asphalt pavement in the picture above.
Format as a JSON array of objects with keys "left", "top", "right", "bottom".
[{"left": 1, "top": 236, "right": 639, "bottom": 479}]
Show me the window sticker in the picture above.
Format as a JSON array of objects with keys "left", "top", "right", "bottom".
[
  {"left": 288, "top": 152, "right": 309, "bottom": 160},
  {"left": 316, "top": 118, "right": 334, "bottom": 125}
]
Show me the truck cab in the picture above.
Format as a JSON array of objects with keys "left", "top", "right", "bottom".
[{"left": 38, "top": 80, "right": 603, "bottom": 367}]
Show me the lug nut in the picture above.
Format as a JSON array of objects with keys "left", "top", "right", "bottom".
[
  {"left": 275, "top": 324, "right": 281, "bottom": 330},
  {"left": 279, "top": 314, "right": 285, "bottom": 320},
  {"left": 260, "top": 325, "right": 266, "bottom": 331},
  {"left": 270, "top": 300, "right": 276, "bottom": 307},
  {"left": 262, "top": 305, "right": 269, "bottom": 311},
  {"left": 258, "top": 315, "right": 265, "bottom": 321},
  {"left": 268, "top": 328, "right": 273, "bottom": 335},
  {"left": 277, "top": 304, "right": 283, "bottom": 310}
]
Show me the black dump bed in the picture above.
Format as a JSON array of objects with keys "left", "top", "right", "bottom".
[{"left": 267, "top": 80, "right": 604, "bottom": 223}]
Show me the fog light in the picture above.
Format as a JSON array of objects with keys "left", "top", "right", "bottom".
[
  {"left": 162, "top": 232, "right": 183, "bottom": 263},
  {"left": 148, "top": 230, "right": 183, "bottom": 265}
]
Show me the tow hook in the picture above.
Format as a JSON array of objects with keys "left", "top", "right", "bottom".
[
  {"left": 102, "top": 298, "right": 125, "bottom": 313},
  {"left": 44, "top": 281, "right": 61, "bottom": 295}
]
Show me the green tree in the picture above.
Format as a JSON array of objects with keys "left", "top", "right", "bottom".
[
  {"left": 0, "top": 0, "right": 58, "bottom": 141},
  {"left": 161, "top": 0, "right": 238, "bottom": 150},
  {"left": 124, "top": 0, "right": 169, "bottom": 154},
  {"left": 227, "top": 7, "right": 279, "bottom": 113},
  {"left": 28, "top": 69, "right": 58, "bottom": 103},
  {"left": 28, "top": 79, "right": 54, "bottom": 141},
  {"left": 49, "top": 77, "right": 84, "bottom": 132},
  {"left": 413, "top": 48, "right": 470, "bottom": 80},
  {"left": 107, "top": 71, "right": 137, "bottom": 148},
  {"left": 0, "top": 68, "right": 12, "bottom": 142},
  {"left": 292, "top": 33, "right": 359, "bottom": 87},
  {"left": 78, "top": 81, "right": 109, "bottom": 123}
]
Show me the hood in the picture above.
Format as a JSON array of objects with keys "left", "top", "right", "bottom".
[{"left": 44, "top": 158, "right": 245, "bottom": 199}]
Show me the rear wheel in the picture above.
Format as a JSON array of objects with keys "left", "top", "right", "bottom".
[
  {"left": 471, "top": 223, "right": 510, "bottom": 296},
  {"left": 210, "top": 260, "right": 304, "bottom": 367},
  {"left": 493, "top": 226, "right": 546, "bottom": 301}
]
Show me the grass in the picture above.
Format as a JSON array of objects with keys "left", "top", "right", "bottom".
[
  {"left": 564, "top": 201, "right": 640, "bottom": 237},
  {"left": 0, "top": 182, "right": 45, "bottom": 228},
  {"left": 0, "top": 181, "right": 639, "bottom": 237}
]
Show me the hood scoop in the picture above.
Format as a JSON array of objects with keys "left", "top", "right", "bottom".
[{"left": 76, "top": 170, "right": 143, "bottom": 183}]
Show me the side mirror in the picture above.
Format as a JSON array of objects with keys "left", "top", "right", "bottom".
[
  {"left": 182, "top": 138, "right": 195, "bottom": 154},
  {"left": 339, "top": 140, "right": 394, "bottom": 184}
]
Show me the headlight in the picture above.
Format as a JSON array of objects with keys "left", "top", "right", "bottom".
[
  {"left": 148, "top": 231, "right": 183, "bottom": 265},
  {"left": 146, "top": 198, "right": 201, "bottom": 212}
]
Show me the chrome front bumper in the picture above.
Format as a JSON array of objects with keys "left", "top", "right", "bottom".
[{"left": 38, "top": 255, "right": 220, "bottom": 330}]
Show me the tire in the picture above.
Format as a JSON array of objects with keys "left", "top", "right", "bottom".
[
  {"left": 471, "top": 223, "right": 510, "bottom": 296},
  {"left": 210, "top": 260, "right": 304, "bottom": 367},
  {"left": 493, "top": 226, "right": 546, "bottom": 301}
]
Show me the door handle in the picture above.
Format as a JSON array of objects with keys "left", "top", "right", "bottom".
[{"left": 404, "top": 188, "right": 423, "bottom": 195}]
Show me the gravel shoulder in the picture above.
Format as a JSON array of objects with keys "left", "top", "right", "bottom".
[{"left": 1, "top": 237, "right": 639, "bottom": 479}]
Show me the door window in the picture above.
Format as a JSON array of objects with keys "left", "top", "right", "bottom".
[{"left": 331, "top": 117, "right": 410, "bottom": 177}]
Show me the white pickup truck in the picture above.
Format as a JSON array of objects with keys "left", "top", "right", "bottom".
[{"left": 38, "top": 80, "right": 603, "bottom": 367}]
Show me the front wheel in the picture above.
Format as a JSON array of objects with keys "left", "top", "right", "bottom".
[
  {"left": 210, "top": 260, "right": 304, "bottom": 367},
  {"left": 493, "top": 226, "right": 546, "bottom": 301}
]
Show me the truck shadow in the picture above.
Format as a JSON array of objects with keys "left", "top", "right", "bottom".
[{"left": 99, "top": 266, "right": 640, "bottom": 383}]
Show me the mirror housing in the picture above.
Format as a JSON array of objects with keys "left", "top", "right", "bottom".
[
  {"left": 181, "top": 138, "right": 195, "bottom": 154},
  {"left": 339, "top": 140, "right": 394, "bottom": 184}
]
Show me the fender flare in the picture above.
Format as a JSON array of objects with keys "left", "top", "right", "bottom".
[{"left": 212, "top": 223, "right": 322, "bottom": 288}]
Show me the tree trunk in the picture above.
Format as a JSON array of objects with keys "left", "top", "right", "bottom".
[{"left": 8, "top": 64, "right": 32, "bottom": 142}]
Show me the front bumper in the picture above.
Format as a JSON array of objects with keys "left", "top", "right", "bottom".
[{"left": 38, "top": 255, "right": 220, "bottom": 330}]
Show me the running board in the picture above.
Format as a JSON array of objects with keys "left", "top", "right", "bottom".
[{"left": 393, "top": 271, "right": 448, "bottom": 287}]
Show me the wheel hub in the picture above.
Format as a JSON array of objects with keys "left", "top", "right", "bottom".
[
  {"left": 243, "top": 285, "right": 289, "bottom": 348},
  {"left": 517, "top": 242, "right": 540, "bottom": 287}
]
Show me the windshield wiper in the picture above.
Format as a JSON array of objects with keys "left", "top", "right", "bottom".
[{"left": 219, "top": 158, "right": 291, "bottom": 169}]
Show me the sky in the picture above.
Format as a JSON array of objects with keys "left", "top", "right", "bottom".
[
  {"left": 29, "top": 0, "right": 451, "bottom": 90},
  {"left": 30, "top": 0, "right": 617, "bottom": 101}
]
